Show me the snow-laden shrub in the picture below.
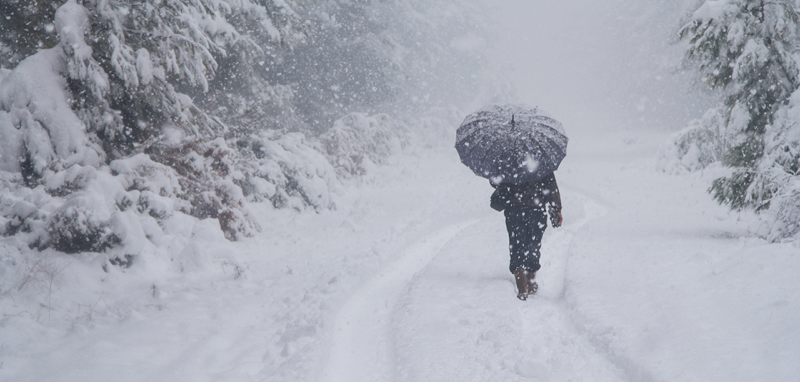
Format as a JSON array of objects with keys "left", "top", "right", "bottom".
[
  {"left": 320, "top": 113, "right": 405, "bottom": 177},
  {"left": 46, "top": 195, "right": 120, "bottom": 253},
  {"left": 237, "top": 131, "right": 341, "bottom": 211},
  {"left": 1, "top": 139, "right": 257, "bottom": 259},
  {"left": 144, "top": 138, "right": 258, "bottom": 240},
  {"left": 232, "top": 112, "right": 413, "bottom": 212},
  {"left": 0, "top": 160, "right": 153, "bottom": 256},
  {"left": 0, "top": 175, "right": 118, "bottom": 255},
  {"left": 761, "top": 187, "right": 800, "bottom": 242},
  {"left": 0, "top": 179, "right": 50, "bottom": 243},
  {"left": 0, "top": 153, "right": 176, "bottom": 255},
  {"left": 748, "top": 90, "right": 800, "bottom": 242},
  {"left": 657, "top": 107, "right": 727, "bottom": 173}
]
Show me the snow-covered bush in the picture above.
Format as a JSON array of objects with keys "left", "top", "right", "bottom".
[
  {"left": 658, "top": 107, "right": 727, "bottom": 173},
  {"left": 144, "top": 138, "right": 257, "bottom": 240},
  {"left": 0, "top": 136, "right": 259, "bottom": 268},
  {"left": 320, "top": 113, "right": 405, "bottom": 177},
  {"left": 0, "top": 147, "right": 250, "bottom": 256},
  {"left": 236, "top": 131, "right": 341, "bottom": 211},
  {"left": 761, "top": 187, "right": 800, "bottom": 242},
  {"left": 0, "top": 170, "right": 120, "bottom": 255},
  {"left": 46, "top": 195, "right": 121, "bottom": 254},
  {"left": 748, "top": 90, "right": 800, "bottom": 241},
  {"left": 0, "top": 179, "right": 51, "bottom": 246}
]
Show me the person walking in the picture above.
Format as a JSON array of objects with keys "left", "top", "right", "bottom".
[
  {"left": 455, "top": 104, "right": 568, "bottom": 301},
  {"left": 491, "top": 172, "right": 562, "bottom": 300}
]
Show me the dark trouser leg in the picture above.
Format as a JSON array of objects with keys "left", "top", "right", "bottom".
[{"left": 504, "top": 206, "right": 547, "bottom": 273}]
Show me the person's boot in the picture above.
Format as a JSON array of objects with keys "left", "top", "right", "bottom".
[
  {"left": 527, "top": 271, "right": 538, "bottom": 295},
  {"left": 514, "top": 267, "right": 528, "bottom": 300}
]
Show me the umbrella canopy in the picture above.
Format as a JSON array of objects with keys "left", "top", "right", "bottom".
[{"left": 455, "top": 104, "right": 568, "bottom": 185}]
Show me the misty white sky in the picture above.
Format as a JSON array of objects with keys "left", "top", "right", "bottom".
[{"left": 485, "top": 0, "right": 714, "bottom": 133}]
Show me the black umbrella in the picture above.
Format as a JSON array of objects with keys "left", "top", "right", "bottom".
[{"left": 455, "top": 104, "right": 568, "bottom": 185}]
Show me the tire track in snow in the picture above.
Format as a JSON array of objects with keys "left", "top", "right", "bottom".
[
  {"left": 497, "top": 190, "right": 630, "bottom": 380},
  {"left": 318, "top": 219, "right": 480, "bottom": 382},
  {"left": 548, "top": 189, "right": 663, "bottom": 382},
  {"left": 513, "top": 191, "right": 629, "bottom": 380},
  {"left": 386, "top": 190, "right": 628, "bottom": 381},
  {"left": 536, "top": 188, "right": 610, "bottom": 300}
]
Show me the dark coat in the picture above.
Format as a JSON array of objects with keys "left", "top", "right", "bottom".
[{"left": 490, "top": 173, "right": 562, "bottom": 213}]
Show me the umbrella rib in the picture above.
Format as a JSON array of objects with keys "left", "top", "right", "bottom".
[
  {"left": 508, "top": 127, "right": 528, "bottom": 181},
  {"left": 476, "top": 127, "right": 504, "bottom": 178},
  {"left": 479, "top": 125, "right": 523, "bottom": 183},
  {"left": 532, "top": 125, "right": 564, "bottom": 170},
  {"left": 543, "top": 128, "right": 568, "bottom": 168},
  {"left": 532, "top": 129, "right": 555, "bottom": 169},
  {"left": 463, "top": 123, "right": 500, "bottom": 169},
  {"left": 460, "top": 124, "right": 492, "bottom": 161}
]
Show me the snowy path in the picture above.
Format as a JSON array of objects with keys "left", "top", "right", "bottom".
[
  {"left": 390, "top": 191, "right": 628, "bottom": 382},
  {"left": 315, "top": 146, "right": 621, "bottom": 382},
  {"left": 314, "top": 125, "right": 800, "bottom": 382},
  {"left": 319, "top": 220, "right": 479, "bottom": 382},
  {"left": 318, "top": 190, "right": 621, "bottom": 382}
]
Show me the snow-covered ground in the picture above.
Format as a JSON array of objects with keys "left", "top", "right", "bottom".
[
  {"left": 2, "top": 115, "right": 799, "bottom": 382},
  {"left": 3, "top": 1, "right": 800, "bottom": 381}
]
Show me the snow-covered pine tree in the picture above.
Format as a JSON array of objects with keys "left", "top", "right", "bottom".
[
  {"left": 0, "top": 0, "right": 61, "bottom": 69},
  {"left": 76, "top": 0, "right": 307, "bottom": 158},
  {"left": 236, "top": 0, "right": 487, "bottom": 135},
  {"left": 0, "top": 0, "right": 308, "bottom": 249},
  {"left": 218, "top": 0, "right": 488, "bottom": 210},
  {"left": 754, "top": 82, "right": 800, "bottom": 240},
  {"left": 274, "top": 1, "right": 399, "bottom": 135},
  {"left": 679, "top": 0, "right": 800, "bottom": 211}
]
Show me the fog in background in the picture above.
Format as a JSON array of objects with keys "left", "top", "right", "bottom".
[{"left": 479, "top": 0, "right": 715, "bottom": 133}]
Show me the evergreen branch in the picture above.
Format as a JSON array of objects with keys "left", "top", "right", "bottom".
[{"left": 761, "top": 1, "right": 797, "bottom": 12}]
